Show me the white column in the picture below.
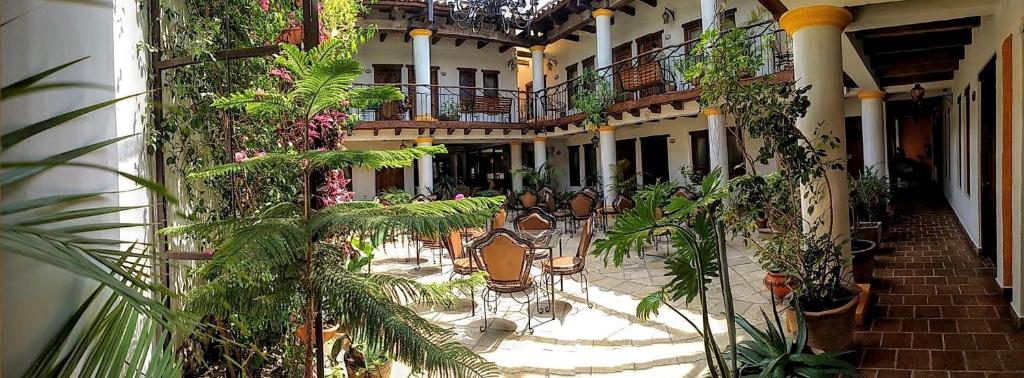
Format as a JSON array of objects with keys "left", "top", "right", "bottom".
[
  {"left": 781, "top": 6, "right": 854, "bottom": 256},
  {"left": 634, "top": 138, "right": 644, "bottom": 186},
  {"left": 599, "top": 126, "right": 618, "bottom": 208},
  {"left": 705, "top": 108, "right": 730, "bottom": 179},
  {"left": 593, "top": 9, "right": 614, "bottom": 75},
  {"left": 533, "top": 136, "right": 547, "bottom": 168},
  {"left": 700, "top": 0, "right": 718, "bottom": 30},
  {"left": 531, "top": 45, "right": 546, "bottom": 118},
  {"left": 700, "top": 0, "right": 729, "bottom": 181},
  {"left": 510, "top": 141, "right": 524, "bottom": 191},
  {"left": 858, "top": 90, "right": 887, "bottom": 176},
  {"left": 410, "top": 28, "right": 433, "bottom": 121},
  {"left": 416, "top": 137, "right": 434, "bottom": 195}
]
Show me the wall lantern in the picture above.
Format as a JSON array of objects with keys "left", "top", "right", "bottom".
[
  {"left": 662, "top": 8, "right": 675, "bottom": 24},
  {"left": 910, "top": 83, "right": 925, "bottom": 104},
  {"left": 669, "top": 138, "right": 676, "bottom": 144},
  {"left": 590, "top": 132, "right": 600, "bottom": 146},
  {"left": 400, "top": 141, "right": 407, "bottom": 149}
]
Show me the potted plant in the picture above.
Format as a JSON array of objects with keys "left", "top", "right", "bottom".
[
  {"left": 438, "top": 100, "right": 461, "bottom": 121},
  {"left": 296, "top": 322, "right": 341, "bottom": 345},
  {"left": 850, "top": 166, "right": 890, "bottom": 245},
  {"left": 344, "top": 343, "right": 392, "bottom": 378},
  {"left": 730, "top": 303, "right": 858, "bottom": 377},
  {"left": 784, "top": 235, "right": 860, "bottom": 353},
  {"left": 851, "top": 238, "right": 878, "bottom": 284},
  {"left": 571, "top": 68, "right": 615, "bottom": 130}
]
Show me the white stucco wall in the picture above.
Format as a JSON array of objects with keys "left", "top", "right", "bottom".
[
  {"left": 0, "top": 0, "right": 150, "bottom": 376},
  {"left": 354, "top": 36, "right": 519, "bottom": 91},
  {"left": 934, "top": 0, "right": 1024, "bottom": 315},
  {"left": 942, "top": 1, "right": 1024, "bottom": 307}
]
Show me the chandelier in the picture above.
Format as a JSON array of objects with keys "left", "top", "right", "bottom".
[{"left": 449, "top": 0, "right": 540, "bottom": 33}]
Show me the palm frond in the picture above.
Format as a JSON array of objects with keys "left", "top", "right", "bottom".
[{"left": 292, "top": 58, "right": 362, "bottom": 117}]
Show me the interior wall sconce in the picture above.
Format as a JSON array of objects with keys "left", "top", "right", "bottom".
[
  {"left": 669, "top": 138, "right": 676, "bottom": 144},
  {"left": 910, "top": 83, "right": 925, "bottom": 104},
  {"left": 364, "top": 68, "right": 372, "bottom": 73},
  {"left": 440, "top": 71, "right": 447, "bottom": 76},
  {"left": 662, "top": 8, "right": 675, "bottom": 24}
]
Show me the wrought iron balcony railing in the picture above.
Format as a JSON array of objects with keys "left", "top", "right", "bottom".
[{"left": 356, "top": 21, "right": 791, "bottom": 127}]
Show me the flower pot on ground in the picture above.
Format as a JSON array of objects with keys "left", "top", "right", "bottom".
[
  {"left": 763, "top": 270, "right": 791, "bottom": 300},
  {"left": 345, "top": 348, "right": 392, "bottom": 378},
  {"left": 785, "top": 288, "right": 860, "bottom": 353},
  {"left": 851, "top": 238, "right": 878, "bottom": 284},
  {"left": 295, "top": 323, "right": 340, "bottom": 345},
  {"left": 853, "top": 221, "right": 883, "bottom": 246}
]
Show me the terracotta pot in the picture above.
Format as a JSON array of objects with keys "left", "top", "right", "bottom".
[
  {"left": 277, "top": 25, "right": 303, "bottom": 45},
  {"left": 785, "top": 291, "right": 860, "bottom": 353},
  {"left": 763, "top": 271, "right": 791, "bottom": 300},
  {"left": 295, "top": 323, "right": 340, "bottom": 345},
  {"left": 346, "top": 354, "right": 392, "bottom": 378},
  {"left": 851, "top": 238, "right": 878, "bottom": 284}
]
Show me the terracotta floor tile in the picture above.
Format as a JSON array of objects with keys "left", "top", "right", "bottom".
[
  {"left": 964, "top": 350, "right": 1003, "bottom": 371},
  {"left": 862, "top": 349, "right": 898, "bottom": 369},
  {"left": 896, "top": 349, "right": 931, "bottom": 369},
  {"left": 930, "top": 350, "right": 966, "bottom": 370}
]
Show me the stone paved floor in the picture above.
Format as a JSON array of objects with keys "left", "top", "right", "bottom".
[
  {"left": 854, "top": 189, "right": 1024, "bottom": 378},
  {"left": 371, "top": 224, "right": 772, "bottom": 377}
]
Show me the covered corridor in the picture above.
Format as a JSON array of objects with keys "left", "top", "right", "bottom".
[{"left": 855, "top": 187, "right": 1024, "bottom": 377}]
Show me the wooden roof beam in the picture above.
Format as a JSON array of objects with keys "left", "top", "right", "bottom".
[{"left": 620, "top": 5, "right": 635, "bottom": 16}]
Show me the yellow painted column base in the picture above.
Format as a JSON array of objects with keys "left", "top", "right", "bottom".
[{"left": 414, "top": 115, "right": 436, "bottom": 122}]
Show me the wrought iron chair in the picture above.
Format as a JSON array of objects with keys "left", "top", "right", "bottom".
[
  {"left": 566, "top": 191, "right": 596, "bottom": 236},
  {"left": 542, "top": 217, "right": 595, "bottom": 308},
  {"left": 464, "top": 207, "right": 507, "bottom": 241},
  {"left": 443, "top": 229, "right": 479, "bottom": 315},
  {"left": 598, "top": 194, "right": 634, "bottom": 232},
  {"left": 472, "top": 229, "right": 542, "bottom": 334},
  {"left": 514, "top": 207, "right": 557, "bottom": 259}
]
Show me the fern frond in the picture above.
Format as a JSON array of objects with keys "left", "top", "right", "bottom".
[
  {"left": 212, "top": 89, "right": 293, "bottom": 117},
  {"left": 293, "top": 58, "right": 362, "bottom": 117},
  {"left": 188, "top": 146, "right": 447, "bottom": 180},
  {"left": 311, "top": 196, "right": 503, "bottom": 238},
  {"left": 348, "top": 85, "right": 404, "bottom": 108},
  {"left": 318, "top": 268, "right": 499, "bottom": 378}
]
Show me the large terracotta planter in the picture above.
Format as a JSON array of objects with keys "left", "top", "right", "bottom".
[
  {"left": 763, "top": 271, "right": 791, "bottom": 300},
  {"left": 786, "top": 291, "right": 860, "bottom": 353},
  {"left": 295, "top": 323, "right": 340, "bottom": 345},
  {"left": 851, "top": 238, "right": 878, "bottom": 284}
]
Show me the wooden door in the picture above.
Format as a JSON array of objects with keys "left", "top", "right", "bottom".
[
  {"left": 979, "top": 57, "right": 997, "bottom": 262},
  {"left": 376, "top": 168, "right": 405, "bottom": 193},
  {"left": 612, "top": 42, "right": 632, "bottom": 100},
  {"left": 374, "top": 65, "right": 402, "bottom": 120}
]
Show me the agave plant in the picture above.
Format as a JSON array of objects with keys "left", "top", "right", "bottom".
[
  {"left": 2, "top": 58, "right": 191, "bottom": 375},
  {"left": 163, "top": 39, "right": 501, "bottom": 377},
  {"left": 729, "top": 306, "right": 858, "bottom": 377}
]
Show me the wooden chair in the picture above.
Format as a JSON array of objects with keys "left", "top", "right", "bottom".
[
  {"left": 464, "top": 207, "right": 507, "bottom": 241},
  {"left": 514, "top": 207, "right": 556, "bottom": 232},
  {"left": 472, "top": 229, "right": 541, "bottom": 334},
  {"left": 542, "top": 217, "right": 595, "bottom": 308},
  {"left": 598, "top": 194, "right": 634, "bottom": 232}
]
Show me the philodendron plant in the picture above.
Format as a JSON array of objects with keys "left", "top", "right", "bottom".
[{"left": 571, "top": 68, "right": 615, "bottom": 130}]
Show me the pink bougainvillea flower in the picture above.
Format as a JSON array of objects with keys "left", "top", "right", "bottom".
[
  {"left": 259, "top": 0, "right": 269, "bottom": 12},
  {"left": 255, "top": 151, "right": 267, "bottom": 158},
  {"left": 202, "top": 247, "right": 215, "bottom": 256},
  {"left": 455, "top": 193, "right": 465, "bottom": 201},
  {"left": 234, "top": 150, "right": 248, "bottom": 162}
]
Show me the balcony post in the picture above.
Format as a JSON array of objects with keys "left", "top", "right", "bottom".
[
  {"left": 533, "top": 136, "right": 547, "bottom": 169},
  {"left": 781, "top": 5, "right": 853, "bottom": 257},
  {"left": 416, "top": 136, "right": 434, "bottom": 195},
  {"left": 593, "top": 8, "right": 613, "bottom": 80},
  {"left": 705, "top": 107, "right": 730, "bottom": 179},
  {"left": 410, "top": 28, "right": 434, "bottom": 121},
  {"left": 510, "top": 141, "right": 524, "bottom": 192},
  {"left": 858, "top": 90, "right": 887, "bottom": 176},
  {"left": 700, "top": 0, "right": 717, "bottom": 29},
  {"left": 598, "top": 125, "right": 617, "bottom": 208},
  {"left": 530, "top": 45, "right": 546, "bottom": 119}
]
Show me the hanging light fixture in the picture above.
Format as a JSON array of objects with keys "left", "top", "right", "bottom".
[
  {"left": 399, "top": 140, "right": 407, "bottom": 149},
  {"left": 910, "top": 83, "right": 926, "bottom": 104},
  {"left": 590, "top": 132, "right": 600, "bottom": 146},
  {"left": 449, "top": 0, "right": 540, "bottom": 34}
]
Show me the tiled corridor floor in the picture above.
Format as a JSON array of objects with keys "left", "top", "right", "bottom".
[{"left": 855, "top": 189, "right": 1024, "bottom": 378}]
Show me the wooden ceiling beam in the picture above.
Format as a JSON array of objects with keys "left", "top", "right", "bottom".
[
  {"left": 564, "top": 34, "right": 580, "bottom": 42},
  {"left": 620, "top": 5, "right": 635, "bottom": 16},
  {"left": 499, "top": 44, "right": 513, "bottom": 52},
  {"left": 580, "top": 24, "right": 596, "bottom": 33},
  {"left": 863, "top": 30, "right": 972, "bottom": 55},
  {"left": 477, "top": 41, "right": 489, "bottom": 49},
  {"left": 857, "top": 17, "right": 981, "bottom": 39},
  {"left": 454, "top": 38, "right": 465, "bottom": 47},
  {"left": 880, "top": 72, "right": 954, "bottom": 87},
  {"left": 357, "top": 18, "right": 532, "bottom": 47},
  {"left": 755, "top": 0, "right": 787, "bottom": 20},
  {"left": 877, "top": 61, "right": 960, "bottom": 79},
  {"left": 379, "top": 32, "right": 388, "bottom": 42},
  {"left": 638, "top": 0, "right": 656, "bottom": 7},
  {"left": 872, "top": 47, "right": 966, "bottom": 68}
]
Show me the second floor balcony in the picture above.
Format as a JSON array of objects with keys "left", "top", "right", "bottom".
[{"left": 355, "top": 21, "right": 791, "bottom": 132}]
